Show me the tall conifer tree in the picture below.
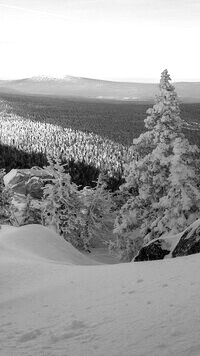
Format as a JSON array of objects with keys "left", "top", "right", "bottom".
[{"left": 114, "top": 70, "right": 200, "bottom": 260}]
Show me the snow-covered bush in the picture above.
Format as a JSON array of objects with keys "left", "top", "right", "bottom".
[
  {"left": 81, "top": 174, "right": 114, "bottom": 247},
  {"left": 114, "top": 70, "right": 200, "bottom": 261},
  {"left": 42, "top": 156, "right": 85, "bottom": 249}
]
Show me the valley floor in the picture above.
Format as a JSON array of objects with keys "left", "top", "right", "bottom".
[{"left": 0, "top": 225, "right": 200, "bottom": 356}]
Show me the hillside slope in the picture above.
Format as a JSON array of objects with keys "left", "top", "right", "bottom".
[{"left": 0, "top": 76, "right": 200, "bottom": 102}]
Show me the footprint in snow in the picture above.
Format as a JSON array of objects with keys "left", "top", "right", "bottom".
[
  {"left": 69, "top": 320, "right": 87, "bottom": 330},
  {"left": 18, "top": 329, "right": 42, "bottom": 343},
  {"left": 170, "top": 329, "right": 183, "bottom": 337},
  {"left": 162, "top": 283, "right": 168, "bottom": 288},
  {"left": 156, "top": 342, "right": 167, "bottom": 349},
  {"left": 50, "top": 320, "right": 88, "bottom": 343},
  {"left": 1, "top": 322, "right": 12, "bottom": 327},
  {"left": 50, "top": 331, "right": 81, "bottom": 342},
  {"left": 137, "top": 278, "right": 144, "bottom": 283}
]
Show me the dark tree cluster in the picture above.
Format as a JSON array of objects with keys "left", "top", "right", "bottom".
[{"left": 0, "top": 144, "right": 123, "bottom": 191}]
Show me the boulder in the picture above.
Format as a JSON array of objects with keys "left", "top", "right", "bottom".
[
  {"left": 172, "top": 219, "right": 200, "bottom": 258},
  {"left": 3, "top": 169, "right": 29, "bottom": 187},
  {"left": 4, "top": 167, "right": 51, "bottom": 199},
  {"left": 3, "top": 167, "right": 52, "bottom": 226},
  {"left": 134, "top": 238, "right": 171, "bottom": 262},
  {"left": 26, "top": 177, "right": 43, "bottom": 199},
  {"left": 134, "top": 219, "right": 200, "bottom": 262}
]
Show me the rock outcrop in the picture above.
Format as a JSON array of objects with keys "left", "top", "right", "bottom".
[
  {"left": 134, "top": 238, "right": 171, "bottom": 261},
  {"left": 172, "top": 219, "right": 200, "bottom": 258},
  {"left": 134, "top": 219, "right": 200, "bottom": 262},
  {"left": 3, "top": 167, "right": 51, "bottom": 225}
]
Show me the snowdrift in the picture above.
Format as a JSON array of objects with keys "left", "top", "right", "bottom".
[
  {"left": 1, "top": 224, "right": 200, "bottom": 355},
  {"left": 0, "top": 224, "right": 97, "bottom": 265}
]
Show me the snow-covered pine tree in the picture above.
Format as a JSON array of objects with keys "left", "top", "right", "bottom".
[
  {"left": 114, "top": 69, "right": 200, "bottom": 261},
  {"left": 42, "top": 156, "right": 85, "bottom": 249},
  {"left": 81, "top": 173, "right": 114, "bottom": 248},
  {"left": 0, "top": 169, "right": 12, "bottom": 224}
]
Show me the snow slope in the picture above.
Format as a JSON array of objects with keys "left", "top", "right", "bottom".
[
  {"left": 0, "top": 224, "right": 97, "bottom": 265},
  {"left": 1, "top": 225, "right": 200, "bottom": 356}
]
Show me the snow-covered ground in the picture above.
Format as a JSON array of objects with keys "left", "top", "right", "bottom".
[{"left": 1, "top": 224, "right": 200, "bottom": 356}]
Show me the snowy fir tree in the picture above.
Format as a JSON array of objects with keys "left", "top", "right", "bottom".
[
  {"left": 0, "top": 169, "right": 11, "bottom": 224},
  {"left": 114, "top": 69, "right": 200, "bottom": 261},
  {"left": 42, "top": 156, "right": 85, "bottom": 249},
  {"left": 81, "top": 174, "right": 114, "bottom": 248}
]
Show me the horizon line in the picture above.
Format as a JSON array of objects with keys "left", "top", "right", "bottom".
[{"left": 1, "top": 74, "right": 200, "bottom": 84}]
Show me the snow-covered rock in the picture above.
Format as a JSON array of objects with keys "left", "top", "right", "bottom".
[
  {"left": 134, "top": 238, "right": 171, "bottom": 261},
  {"left": 134, "top": 233, "right": 180, "bottom": 261},
  {"left": 172, "top": 219, "right": 200, "bottom": 257},
  {"left": 3, "top": 167, "right": 51, "bottom": 225},
  {"left": 3, "top": 168, "right": 29, "bottom": 191},
  {"left": 4, "top": 167, "right": 50, "bottom": 197},
  {"left": 134, "top": 219, "right": 200, "bottom": 261}
]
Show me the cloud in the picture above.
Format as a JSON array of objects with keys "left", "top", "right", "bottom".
[
  {"left": 0, "top": 40, "right": 13, "bottom": 44},
  {"left": 0, "top": 3, "right": 89, "bottom": 22}
]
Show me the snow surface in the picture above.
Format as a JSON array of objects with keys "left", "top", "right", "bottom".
[{"left": 1, "top": 224, "right": 200, "bottom": 356}]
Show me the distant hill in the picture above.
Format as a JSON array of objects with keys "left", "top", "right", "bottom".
[{"left": 0, "top": 75, "right": 200, "bottom": 102}]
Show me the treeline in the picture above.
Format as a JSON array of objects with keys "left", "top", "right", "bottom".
[
  {"left": 1, "top": 93, "right": 200, "bottom": 147},
  {"left": 0, "top": 144, "right": 124, "bottom": 191}
]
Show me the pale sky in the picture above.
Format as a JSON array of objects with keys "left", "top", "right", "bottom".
[{"left": 0, "top": 0, "right": 200, "bottom": 81}]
